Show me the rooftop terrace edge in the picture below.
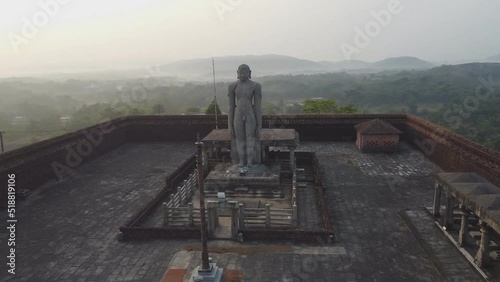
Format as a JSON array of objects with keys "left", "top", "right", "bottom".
[{"left": 1, "top": 114, "right": 499, "bottom": 207}]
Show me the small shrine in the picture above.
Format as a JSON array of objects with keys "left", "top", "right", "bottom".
[{"left": 354, "top": 119, "right": 402, "bottom": 152}]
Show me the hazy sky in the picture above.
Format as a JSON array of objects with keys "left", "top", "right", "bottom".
[{"left": 1, "top": 0, "right": 499, "bottom": 76}]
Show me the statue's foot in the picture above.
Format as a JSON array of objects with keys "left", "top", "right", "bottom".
[
  {"left": 246, "top": 162, "right": 254, "bottom": 168},
  {"left": 237, "top": 162, "right": 245, "bottom": 168}
]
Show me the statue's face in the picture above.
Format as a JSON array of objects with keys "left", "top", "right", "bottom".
[{"left": 237, "top": 65, "right": 251, "bottom": 81}]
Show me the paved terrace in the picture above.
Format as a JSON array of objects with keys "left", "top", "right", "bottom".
[{"left": 1, "top": 142, "right": 483, "bottom": 281}]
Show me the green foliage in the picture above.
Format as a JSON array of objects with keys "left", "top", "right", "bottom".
[
  {"left": 303, "top": 99, "right": 337, "bottom": 113},
  {"left": 285, "top": 102, "right": 303, "bottom": 114},
  {"left": 184, "top": 106, "right": 201, "bottom": 113},
  {"left": 302, "top": 99, "right": 357, "bottom": 114},
  {"left": 0, "top": 63, "right": 499, "bottom": 151},
  {"left": 263, "top": 102, "right": 282, "bottom": 115},
  {"left": 337, "top": 104, "right": 357, "bottom": 113},
  {"left": 205, "top": 100, "right": 222, "bottom": 115}
]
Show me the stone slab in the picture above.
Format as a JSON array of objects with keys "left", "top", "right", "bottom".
[
  {"left": 205, "top": 163, "right": 281, "bottom": 196},
  {"left": 202, "top": 129, "right": 298, "bottom": 148}
]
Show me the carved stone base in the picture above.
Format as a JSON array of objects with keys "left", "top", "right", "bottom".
[
  {"left": 205, "top": 163, "right": 282, "bottom": 198},
  {"left": 191, "top": 263, "right": 223, "bottom": 282}
]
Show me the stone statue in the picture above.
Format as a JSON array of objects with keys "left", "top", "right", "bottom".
[{"left": 228, "top": 64, "right": 262, "bottom": 167}]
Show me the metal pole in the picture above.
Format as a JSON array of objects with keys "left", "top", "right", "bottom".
[
  {"left": 212, "top": 58, "right": 218, "bottom": 129},
  {"left": 0, "top": 131, "right": 4, "bottom": 153},
  {"left": 196, "top": 133, "right": 210, "bottom": 271}
]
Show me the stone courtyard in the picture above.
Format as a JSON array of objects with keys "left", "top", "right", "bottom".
[{"left": 1, "top": 141, "right": 484, "bottom": 281}]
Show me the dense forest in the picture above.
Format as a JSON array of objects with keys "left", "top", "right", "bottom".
[{"left": 0, "top": 63, "right": 499, "bottom": 151}]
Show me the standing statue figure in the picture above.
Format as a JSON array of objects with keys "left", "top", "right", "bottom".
[{"left": 228, "top": 64, "right": 262, "bottom": 167}]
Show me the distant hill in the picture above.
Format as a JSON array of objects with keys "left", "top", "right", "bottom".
[
  {"left": 319, "top": 60, "right": 372, "bottom": 70},
  {"left": 427, "top": 62, "right": 500, "bottom": 78},
  {"left": 36, "top": 54, "right": 436, "bottom": 81},
  {"left": 486, "top": 54, "right": 500, "bottom": 62},
  {"left": 372, "top": 56, "right": 434, "bottom": 69},
  {"left": 158, "top": 54, "right": 329, "bottom": 81},
  {"left": 156, "top": 54, "right": 435, "bottom": 81}
]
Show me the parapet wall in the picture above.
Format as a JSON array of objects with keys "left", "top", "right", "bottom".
[
  {"left": 403, "top": 114, "right": 500, "bottom": 187},
  {"left": 1, "top": 113, "right": 499, "bottom": 207},
  {"left": 0, "top": 118, "right": 128, "bottom": 207}
]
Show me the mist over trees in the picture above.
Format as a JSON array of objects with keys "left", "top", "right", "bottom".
[{"left": 0, "top": 62, "right": 499, "bottom": 151}]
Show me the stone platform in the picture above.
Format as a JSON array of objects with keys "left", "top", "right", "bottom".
[{"left": 205, "top": 163, "right": 282, "bottom": 198}]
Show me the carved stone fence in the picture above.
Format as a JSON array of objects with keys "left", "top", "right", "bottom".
[
  {"left": 163, "top": 203, "right": 206, "bottom": 227},
  {"left": 164, "top": 170, "right": 197, "bottom": 208},
  {"left": 239, "top": 203, "right": 297, "bottom": 229}
]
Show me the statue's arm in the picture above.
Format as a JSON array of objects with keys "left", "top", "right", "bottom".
[
  {"left": 254, "top": 82, "right": 262, "bottom": 137},
  {"left": 228, "top": 83, "right": 236, "bottom": 137}
]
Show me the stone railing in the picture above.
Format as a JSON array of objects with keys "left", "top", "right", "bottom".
[
  {"left": 239, "top": 203, "right": 296, "bottom": 229},
  {"left": 164, "top": 171, "right": 197, "bottom": 208},
  {"left": 163, "top": 203, "right": 205, "bottom": 227}
]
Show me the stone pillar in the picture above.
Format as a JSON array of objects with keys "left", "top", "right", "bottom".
[
  {"left": 265, "top": 204, "right": 271, "bottom": 229},
  {"left": 292, "top": 204, "right": 297, "bottom": 228},
  {"left": 239, "top": 203, "right": 245, "bottom": 229},
  {"left": 443, "top": 194, "right": 454, "bottom": 230},
  {"left": 207, "top": 201, "right": 218, "bottom": 238},
  {"left": 432, "top": 182, "right": 442, "bottom": 217},
  {"left": 181, "top": 180, "right": 189, "bottom": 205},
  {"left": 202, "top": 148, "right": 209, "bottom": 175},
  {"left": 215, "top": 146, "right": 221, "bottom": 162},
  {"left": 188, "top": 202, "right": 194, "bottom": 226},
  {"left": 265, "top": 146, "right": 271, "bottom": 163},
  {"left": 163, "top": 202, "right": 169, "bottom": 226},
  {"left": 475, "top": 221, "right": 490, "bottom": 267},
  {"left": 289, "top": 147, "right": 295, "bottom": 171},
  {"left": 458, "top": 204, "right": 469, "bottom": 246},
  {"left": 229, "top": 201, "right": 239, "bottom": 240}
]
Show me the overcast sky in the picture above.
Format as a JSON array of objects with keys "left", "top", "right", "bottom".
[{"left": 1, "top": 0, "right": 499, "bottom": 76}]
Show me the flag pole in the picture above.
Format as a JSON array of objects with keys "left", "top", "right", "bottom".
[{"left": 212, "top": 58, "right": 218, "bottom": 129}]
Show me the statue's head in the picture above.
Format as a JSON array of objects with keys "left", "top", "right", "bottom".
[{"left": 237, "top": 64, "right": 251, "bottom": 81}]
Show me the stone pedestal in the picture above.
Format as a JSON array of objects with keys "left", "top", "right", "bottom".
[
  {"left": 205, "top": 163, "right": 282, "bottom": 198},
  {"left": 192, "top": 263, "right": 223, "bottom": 282}
]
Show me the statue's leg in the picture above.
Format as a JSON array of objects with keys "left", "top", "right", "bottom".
[
  {"left": 245, "top": 115, "right": 257, "bottom": 167},
  {"left": 234, "top": 117, "right": 246, "bottom": 167}
]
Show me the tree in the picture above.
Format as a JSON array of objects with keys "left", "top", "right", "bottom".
[
  {"left": 263, "top": 102, "right": 281, "bottom": 115},
  {"left": 302, "top": 99, "right": 337, "bottom": 113},
  {"left": 302, "top": 99, "right": 357, "bottom": 114},
  {"left": 205, "top": 100, "right": 222, "bottom": 115},
  {"left": 337, "top": 104, "right": 357, "bottom": 113},
  {"left": 153, "top": 104, "right": 166, "bottom": 115},
  {"left": 285, "top": 102, "right": 303, "bottom": 114},
  {"left": 184, "top": 106, "right": 201, "bottom": 114}
]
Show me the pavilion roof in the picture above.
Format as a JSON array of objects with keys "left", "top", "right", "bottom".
[{"left": 354, "top": 119, "right": 402, "bottom": 135}]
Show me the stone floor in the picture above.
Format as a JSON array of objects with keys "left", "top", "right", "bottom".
[{"left": 0, "top": 141, "right": 484, "bottom": 281}]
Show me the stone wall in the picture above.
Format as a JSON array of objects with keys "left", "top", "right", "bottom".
[
  {"left": 2, "top": 113, "right": 499, "bottom": 208},
  {"left": 0, "top": 118, "right": 128, "bottom": 207},
  {"left": 358, "top": 134, "right": 400, "bottom": 152},
  {"left": 403, "top": 114, "right": 500, "bottom": 187}
]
